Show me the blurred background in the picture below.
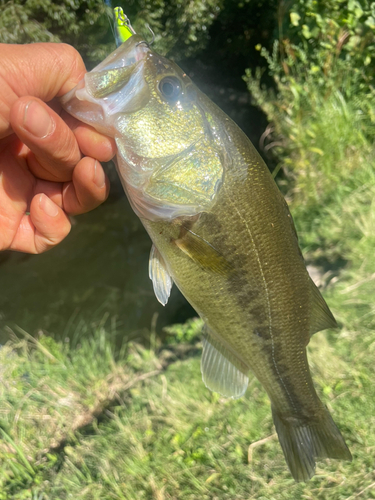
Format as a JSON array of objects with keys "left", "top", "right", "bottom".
[
  {"left": 0, "top": 0, "right": 277, "bottom": 344},
  {"left": 1, "top": 1, "right": 375, "bottom": 498}
]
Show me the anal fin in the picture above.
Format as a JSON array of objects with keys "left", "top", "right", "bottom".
[
  {"left": 149, "top": 245, "right": 173, "bottom": 306},
  {"left": 201, "top": 330, "right": 249, "bottom": 399}
]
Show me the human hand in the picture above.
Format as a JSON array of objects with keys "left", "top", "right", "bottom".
[{"left": 0, "top": 43, "right": 116, "bottom": 253}]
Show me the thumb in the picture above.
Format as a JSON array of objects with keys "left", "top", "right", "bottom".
[{"left": 0, "top": 43, "right": 86, "bottom": 138}]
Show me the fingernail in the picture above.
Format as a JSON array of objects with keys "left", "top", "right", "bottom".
[
  {"left": 93, "top": 160, "right": 106, "bottom": 188},
  {"left": 23, "top": 101, "right": 54, "bottom": 138},
  {"left": 39, "top": 194, "right": 59, "bottom": 217}
]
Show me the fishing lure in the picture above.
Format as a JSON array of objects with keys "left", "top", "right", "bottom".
[{"left": 113, "top": 6, "right": 136, "bottom": 46}]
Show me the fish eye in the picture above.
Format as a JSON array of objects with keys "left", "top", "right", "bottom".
[{"left": 158, "top": 76, "right": 182, "bottom": 101}]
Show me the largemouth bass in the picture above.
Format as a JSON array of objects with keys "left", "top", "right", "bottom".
[{"left": 61, "top": 34, "right": 351, "bottom": 481}]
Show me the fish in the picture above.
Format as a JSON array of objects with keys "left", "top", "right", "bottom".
[{"left": 60, "top": 32, "right": 352, "bottom": 481}]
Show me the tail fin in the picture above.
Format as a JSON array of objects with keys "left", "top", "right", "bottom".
[{"left": 272, "top": 406, "right": 352, "bottom": 482}]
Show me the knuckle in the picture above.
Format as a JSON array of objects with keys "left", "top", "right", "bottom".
[
  {"left": 36, "top": 220, "right": 71, "bottom": 253},
  {"left": 57, "top": 43, "right": 84, "bottom": 75},
  {"left": 52, "top": 129, "right": 80, "bottom": 167},
  {"left": 44, "top": 43, "right": 86, "bottom": 92},
  {"left": 50, "top": 43, "right": 81, "bottom": 69}
]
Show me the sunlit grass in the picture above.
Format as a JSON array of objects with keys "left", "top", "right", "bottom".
[{"left": 1, "top": 300, "right": 375, "bottom": 500}]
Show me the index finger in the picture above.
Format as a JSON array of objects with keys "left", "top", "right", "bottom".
[
  {"left": 0, "top": 43, "right": 86, "bottom": 139},
  {"left": 1, "top": 42, "right": 86, "bottom": 100}
]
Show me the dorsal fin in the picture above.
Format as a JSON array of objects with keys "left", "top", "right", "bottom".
[
  {"left": 148, "top": 245, "right": 173, "bottom": 306},
  {"left": 201, "top": 330, "right": 249, "bottom": 399},
  {"left": 308, "top": 278, "right": 337, "bottom": 337}
]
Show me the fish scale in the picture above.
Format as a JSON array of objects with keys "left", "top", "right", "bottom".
[
  {"left": 141, "top": 109, "right": 311, "bottom": 412},
  {"left": 61, "top": 31, "right": 351, "bottom": 482}
]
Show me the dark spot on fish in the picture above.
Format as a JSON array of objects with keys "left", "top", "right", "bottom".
[
  {"left": 258, "top": 338, "right": 306, "bottom": 413},
  {"left": 199, "top": 212, "right": 223, "bottom": 235},
  {"left": 227, "top": 272, "right": 259, "bottom": 308},
  {"left": 249, "top": 304, "right": 267, "bottom": 324},
  {"left": 177, "top": 214, "right": 201, "bottom": 238},
  {"left": 198, "top": 214, "right": 263, "bottom": 319},
  {"left": 253, "top": 325, "right": 269, "bottom": 339}
]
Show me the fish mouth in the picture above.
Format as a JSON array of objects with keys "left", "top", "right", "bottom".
[{"left": 60, "top": 35, "right": 151, "bottom": 133}]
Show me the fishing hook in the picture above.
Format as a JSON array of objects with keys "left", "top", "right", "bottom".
[{"left": 136, "top": 24, "right": 155, "bottom": 47}]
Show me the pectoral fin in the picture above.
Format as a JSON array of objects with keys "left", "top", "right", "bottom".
[
  {"left": 174, "top": 229, "right": 233, "bottom": 276},
  {"left": 308, "top": 278, "right": 337, "bottom": 337},
  {"left": 201, "top": 330, "right": 249, "bottom": 399},
  {"left": 148, "top": 245, "right": 173, "bottom": 306}
]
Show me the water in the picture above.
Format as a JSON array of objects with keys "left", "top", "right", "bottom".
[{"left": 0, "top": 179, "right": 194, "bottom": 344}]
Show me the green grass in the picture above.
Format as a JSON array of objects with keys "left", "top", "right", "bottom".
[{"left": 1, "top": 297, "right": 375, "bottom": 500}]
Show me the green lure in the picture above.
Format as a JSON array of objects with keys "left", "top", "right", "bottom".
[{"left": 114, "top": 6, "right": 136, "bottom": 46}]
